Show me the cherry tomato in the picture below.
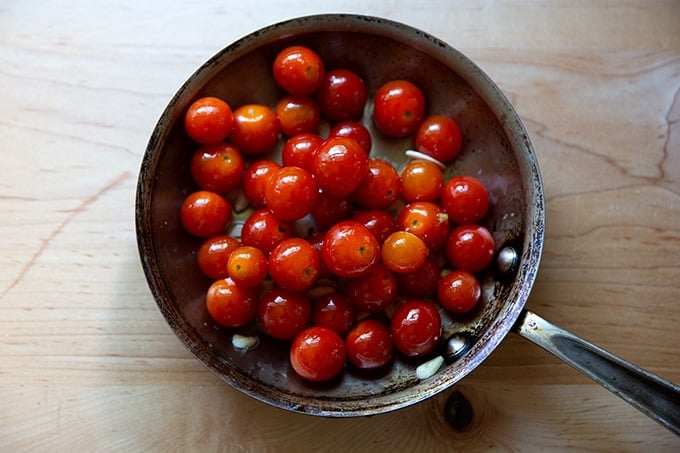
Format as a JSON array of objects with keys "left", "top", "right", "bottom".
[
  {"left": 273, "top": 45, "right": 325, "bottom": 96},
  {"left": 397, "top": 256, "right": 441, "bottom": 298},
  {"left": 197, "top": 234, "right": 240, "bottom": 280},
  {"left": 328, "top": 120, "right": 372, "bottom": 153},
  {"left": 445, "top": 224, "right": 495, "bottom": 273},
  {"left": 275, "top": 95, "right": 321, "bottom": 136},
  {"left": 316, "top": 68, "right": 367, "bottom": 121},
  {"left": 227, "top": 245, "right": 268, "bottom": 288},
  {"left": 353, "top": 159, "right": 401, "bottom": 210},
  {"left": 308, "top": 231, "right": 333, "bottom": 278},
  {"left": 351, "top": 209, "right": 396, "bottom": 244},
  {"left": 345, "top": 319, "right": 393, "bottom": 370},
  {"left": 437, "top": 270, "right": 481, "bottom": 314},
  {"left": 190, "top": 142, "right": 244, "bottom": 195},
  {"left": 281, "top": 132, "right": 323, "bottom": 172},
  {"left": 372, "top": 80, "right": 425, "bottom": 138},
  {"left": 311, "top": 136, "right": 369, "bottom": 197},
  {"left": 205, "top": 277, "right": 259, "bottom": 327},
  {"left": 322, "top": 220, "right": 380, "bottom": 278},
  {"left": 400, "top": 159, "right": 444, "bottom": 202},
  {"left": 268, "top": 238, "right": 320, "bottom": 292},
  {"left": 390, "top": 299, "right": 442, "bottom": 357},
  {"left": 441, "top": 176, "right": 490, "bottom": 225},
  {"left": 381, "top": 230, "right": 428, "bottom": 274},
  {"left": 396, "top": 201, "right": 450, "bottom": 251},
  {"left": 242, "top": 160, "right": 281, "bottom": 208},
  {"left": 240, "top": 208, "right": 293, "bottom": 255},
  {"left": 415, "top": 115, "right": 462, "bottom": 163},
  {"left": 345, "top": 262, "right": 398, "bottom": 313},
  {"left": 264, "top": 166, "right": 319, "bottom": 221},
  {"left": 290, "top": 326, "right": 346, "bottom": 382},
  {"left": 311, "top": 192, "right": 353, "bottom": 230},
  {"left": 258, "top": 287, "right": 312, "bottom": 340},
  {"left": 184, "top": 96, "right": 233, "bottom": 145},
  {"left": 180, "top": 190, "right": 231, "bottom": 237},
  {"left": 312, "top": 291, "right": 356, "bottom": 336},
  {"left": 229, "top": 104, "right": 280, "bottom": 155}
]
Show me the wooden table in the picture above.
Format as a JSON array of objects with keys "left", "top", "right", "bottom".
[{"left": 2, "top": 1, "right": 679, "bottom": 451}]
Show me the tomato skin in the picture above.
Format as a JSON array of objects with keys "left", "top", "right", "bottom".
[
  {"left": 273, "top": 45, "right": 325, "bottom": 96},
  {"left": 353, "top": 159, "right": 401, "bottom": 210},
  {"left": 381, "top": 230, "right": 428, "bottom": 274},
  {"left": 240, "top": 208, "right": 293, "bottom": 255},
  {"left": 184, "top": 96, "right": 233, "bottom": 145},
  {"left": 390, "top": 299, "right": 442, "bottom": 357},
  {"left": 396, "top": 201, "right": 450, "bottom": 251},
  {"left": 205, "top": 277, "right": 259, "bottom": 327},
  {"left": 268, "top": 238, "right": 320, "bottom": 292},
  {"left": 438, "top": 270, "right": 481, "bottom": 313},
  {"left": 415, "top": 115, "right": 462, "bottom": 163},
  {"left": 311, "top": 136, "right": 369, "bottom": 198},
  {"left": 322, "top": 220, "right": 380, "bottom": 278},
  {"left": 180, "top": 190, "right": 232, "bottom": 238},
  {"left": 281, "top": 132, "right": 323, "bottom": 172},
  {"left": 441, "top": 176, "right": 490, "bottom": 225},
  {"left": 290, "top": 326, "right": 346, "bottom": 382},
  {"left": 445, "top": 224, "right": 495, "bottom": 273},
  {"left": 229, "top": 104, "right": 280, "bottom": 156},
  {"left": 197, "top": 234, "right": 241, "bottom": 280},
  {"left": 190, "top": 143, "right": 244, "bottom": 195},
  {"left": 328, "top": 120, "right": 372, "bottom": 153},
  {"left": 397, "top": 256, "right": 441, "bottom": 298},
  {"left": 400, "top": 159, "right": 444, "bottom": 202},
  {"left": 316, "top": 69, "right": 367, "bottom": 121},
  {"left": 312, "top": 291, "right": 356, "bottom": 336},
  {"left": 275, "top": 95, "right": 321, "bottom": 136},
  {"left": 227, "top": 245, "right": 268, "bottom": 288},
  {"left": 264, "top": 166, "right": 319, "bottom": 221},
  {"left": 258, "top": 288, "right": 312, "bottom": 340},
  {"left": 372, "top": 80, "right": 426, "bottom": 138},
  {"left": 311, "top": 192, "right": 353, "bottom": 230},
  {"left": 351, "top": 209, "right": 396, "bottom": 244},
  {"left": 345, "top": 262, "right": 398, "bottom": 313},
  {"left": 242, "top": 160, "right": 281, "bottom": 209},
  {"left": 345, "top": 319, "right": 393, "bottom": 370}
]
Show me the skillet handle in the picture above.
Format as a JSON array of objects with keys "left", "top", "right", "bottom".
[{"left": 513, "top": 309, "right": 680, "bottom": 436}]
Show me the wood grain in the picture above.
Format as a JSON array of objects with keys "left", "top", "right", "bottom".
[{"left": 1, "top": 1, "right": 679, "bottom": 451}]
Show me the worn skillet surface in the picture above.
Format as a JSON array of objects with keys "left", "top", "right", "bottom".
[{"left": 135, "top": 14, "right": 544, "bottom": 416}]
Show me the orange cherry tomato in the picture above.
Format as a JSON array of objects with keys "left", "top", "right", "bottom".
[
  {"left": 381, "top": 230, "right": 428, "bottom": 274},
  {"left": 229, "top": 104, "right": 280, "bottom": 155},
  {"left": 400, "top": 159, "right": 444, "bottom": 202},
  {"left": 227, "top": 245, "right": 268, "bottom": 288},
  {"left": 275, "top": 95, "right": 321, "bottom": 136}
]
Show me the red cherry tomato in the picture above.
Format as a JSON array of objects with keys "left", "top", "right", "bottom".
[
  {"left": 381, "top": 230, "right": 428, "bottom": 274},
  {"left": 312, "top": 291, "right": 356, "bottom": 336},
  {"left": 396, "top": 201, "right": 450, "bottom": 251},
  {"left": 312, "top": 136, "right": 369, "bottom": 197},
  {"left": 184, "top": 96, "right": 233, "bottom": 145},
  {"left": 437, "top": 270, "right": 481, "bottom": 313},
  {"left": 445, "top": 224, "right": 495, "bottom": 273},
  {"left": 264, "top": 166, "right": 319, "bottom": 221},
  {"left": 229, "top": 104, "right": 280, "bottom": 155},
  {"left": 275, "top": 95, "right": 321, "bottom": 136},
  {"left": 281, "top": 132, "right": 323, "bottom": 172},
  {"left": 316, "top": 68, "right": 367, "bottom": 121},
  {"left": 415, "top": 115, "right": 462, "bottom": 163},
  {"left": 227, "top": 245, "right": 268, "bottom": 288},
  {"left": 190, "top": 142, "right": 244, "bottom": 195},
  {"left": 372, "top": 80, "right": 425, "bottom": 138},
  {"left": 400, "top": 159, "right": 444, "bottom": 202},
  {"left": 197, "top": 234, "right": 240, "bottom": 280},
  {"left": 268, "top": 238, "right": 320, "bottom": 292},
  {"left": 180, "top": 190, "right": 231, "bottom": 237},
  {"left": 205, "top": 277, "right": 259, "bottom": 327},
  {"left": 242, "top": 160, "right": 281, "bottom": 208},
  {"left": 353, "top": 158, "right": 401, "bottom": 210},
  {"left": 351, "top": 209, "right": 396, "bottom": 244},
  {"left": 258, "top": 287, "right": 311, "bottom": 340},
  {"left": 290, "top": 326, "right": 346, "bottom": 382},
  {"left": 328, "top": 120, "right": 372, "bottom": 153},
  {"left": 441, "top": 176, "right": 490, "bottom": 225},
  {"left": 345, "top": 262, "right": 398, "bottom": 313},
  {"left": 345, "top": 319, "right": 393, "bottom": 370},
  {"left": 322, "top": 220, "right": 380, "bottom": 278},
  {"left": 390, "top": 299, "right": 442, "bottom": 357},
  {"left": 273, "top": 45, "right": 325, "bottom": 96},
  {"left": 240, "top": 208, "right": 293, "bottom": 255},
  {"left": 311, "top": 192, "right": 353, "bottom": 230},
  {"left": 397, "top": 256, "right": 441, "bottom": 298}
]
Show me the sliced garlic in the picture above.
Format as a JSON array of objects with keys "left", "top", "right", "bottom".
[
  {"left": 416, "top": 355, "right": 444, "bottom": 380},
  {"left": 232, "top": 334, "right": 258, "bottom": 352},
  {"left": 404, "top": 149, "right": 446, "bottom": 169}
]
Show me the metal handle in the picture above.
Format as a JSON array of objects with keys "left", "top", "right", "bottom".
[{"left": 513, "top": 309, "right": 680, "bottom": 436}]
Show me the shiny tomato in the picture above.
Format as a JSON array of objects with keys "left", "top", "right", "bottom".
[
  {"left": 351, "top": 209, "right": 396, "bottom": 244},
  {"left": 397, "top": 256, "right": 441, "bottom": 298},
  {"left": 242, "top": 159, "right": 281, "bottom": 208},
  {"left": 312, "top": 291, "right": 356, "bottom": 336},
  {"left": 311, "top": 136, "right": 369, "bottom": 197},
  {"left": 197, "top": 234, "right": 240, "bottom": 280},
  {"left": 205, "top": 277, "right": 259, "bottom": 327},
  {"left": 268, "top": 238, "right": 320, "bottom": 292},
  {"left": 400, "top": 159, "right": 444, "bottom": 202},
  {"left": 307, "top": 231, "right": 332, "bottom": 278},
  {"left": 190, "top": 142, "right": 244, "bottom": 195},
  {"left": 441, "top": 176, "right": 490, "bottom": 225},
  {"left": 258, "top": 287, "right": 311, "bottom": 340},
  {"left": 390, "top": 299, "right": 442, "bottom": 357},
  {"left": 415, "top": 115, "right": 462, "bottom": 163},
  {"left": 311, "top": 192, "right": 353, "bottom": 230},
  {"left": 264, "top": 166, "right": 319, "bottom": 221},
  {"left": 290, "top": 326, "right": 346, "bottom": 382},
  {"left": 322, "top": 220, "right": 380, "bottom": 278},
  {"left": 316, "top": 68, "right": 367, "bottom": 121},
  {"left": 381, "top": 230, "right": 428, "bottom": 274},
  {"left": 229, "top": 104, "right": 280, "bottom": 155},
  {"left": 445, "top": 224, "right": 495, "bottom": 273},
  {"left": 275, "top": 95, "right": 321, "bottom": 136},
  {"left": 184, "top": 96, "right": 233, "bottom": 145},
  {"left": 226, "top": 245, "right": 268, "bottom": 288},
  {"left": 353, "top": 159, "right": 401, "bottom": 210},
  {"left": 372, "top": 80, "right": 425, "bottom": 138},
  {"left": 345, "top": 262, "right": 398, "bottom": 313},
  {"left": 437, "top": 269, "right": 481, "bottom": 314},
  {"left": 240, "top": 208, "right": 293, "bottom": 255},
  {"left": 281, "top": 132, "right": 323, "bottom": 172},
  {"left": 273, "top": 45, "right": 325, "bottom": 95},
  {"left": 345, "top": 319, "right": 393, "bottom": 370},
  {"left": 180, "top": 190, "right": 231, "bottom": 237},
  {"left": 328, "top": 120, "right": 372, "bottom": 153},
  {"left": 396, "top": 201, "right": 450, "bottom": 251}
]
